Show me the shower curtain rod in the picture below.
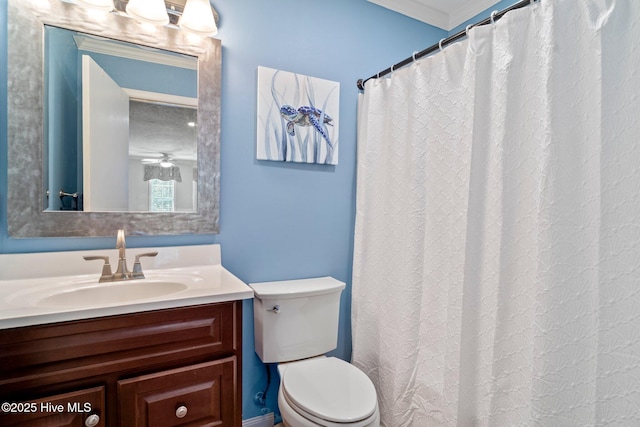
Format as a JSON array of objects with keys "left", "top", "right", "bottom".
[{"left": 356, "top": 0, "right": 538, "bottom": 90}]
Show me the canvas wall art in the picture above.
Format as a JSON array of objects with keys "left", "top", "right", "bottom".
[{"left": 257, "top": 66, "right": 340, "bottom": 165}]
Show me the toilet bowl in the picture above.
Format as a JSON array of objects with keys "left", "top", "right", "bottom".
[
  {"left": 249, "top": 277, "right": 380, "bottom": 427},
  {"left": 277, "top": 357, "right": 380, "bottom": 427}
]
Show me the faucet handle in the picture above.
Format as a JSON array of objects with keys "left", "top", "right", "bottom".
[
  {"left": 83, "top": 255, "right": 113, "bottom": 282},
  {"left": 131, "top": 252, "right": 158, "bottom": 279}
]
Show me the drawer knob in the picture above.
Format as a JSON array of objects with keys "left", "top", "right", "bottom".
[
  {"left": 176, "top": 405, "right": 188, "bottom": 419},
  {"left": 85, "top": 414, "right": 100, "bottom": 427}
]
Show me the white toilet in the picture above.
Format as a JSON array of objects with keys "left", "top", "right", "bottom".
[{"left": 250, "top": 277, "right": 380, "bottom": 427}]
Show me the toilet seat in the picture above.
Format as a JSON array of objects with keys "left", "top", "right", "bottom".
[
  {"left": 279, "top": 386, "right": 380, "bottom": 427},
  {"left": 281, "top": 357, "right": 378, "bottom": 426}
]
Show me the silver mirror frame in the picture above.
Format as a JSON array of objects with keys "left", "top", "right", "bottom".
[{"left": 7, "top": 1, "right": 221, "bottom": 237}]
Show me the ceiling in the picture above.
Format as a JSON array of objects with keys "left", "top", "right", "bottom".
[
  {"left": 368, "top": 0, "right": 502, "bottom": 31},
  {"left": 129, "top": 101, "right": 197, "bottom": 161}
]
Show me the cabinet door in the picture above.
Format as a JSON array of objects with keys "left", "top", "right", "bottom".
[
  {"left": 0, "top": 386, "right": 105, "bottom": 427},
  {"left": 118, "top": 358, "right": 236, "bottom": 427}
]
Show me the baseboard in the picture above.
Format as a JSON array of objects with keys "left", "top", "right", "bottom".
[{"left": 242, "top": 413, "right": 275, "bottom": 427}]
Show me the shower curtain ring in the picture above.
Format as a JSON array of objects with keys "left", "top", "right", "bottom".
[
  {"left": 390, "top": 64, "right": 396, "bottom": 74},
  {"left": 490, "top": 10, "right": 498, "bottom": 24},
  {"left": 466, "top": 24, "right": 472, "bottom": 37},
  {"left": 412, "top": 51, "right": 419, "bottom": 62},
  {"left": 439, "top": 38, "right": 445, "bottom": 51}
]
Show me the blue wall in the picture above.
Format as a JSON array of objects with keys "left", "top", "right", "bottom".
[
  {"left": 0, "top": 0, "right": 445, "bottom": 420},
  {"left": 84, "top": 50, "right": 197, "bottom": 98},
  {"left": 45, "top": 26, "right": 80, "bottom": 210},
  {"left": 202, "top": 1, "right": 446, "bottom": 419}
]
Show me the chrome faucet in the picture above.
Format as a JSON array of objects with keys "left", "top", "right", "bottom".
[
  {"left": 113, "top": 229, "right": 130, "bottom": 281},
  {"left": 84, "top": 229, "right": 158, "bottom": 282}
]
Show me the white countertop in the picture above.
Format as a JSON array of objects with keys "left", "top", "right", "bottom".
[{"left": 0, "top": 244, "right": 253, "bottom": 329}]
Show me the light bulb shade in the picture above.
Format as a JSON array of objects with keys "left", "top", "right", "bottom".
[
  {"left": 76, "top": 0, "right": 114, "bottom": 11},
  {"left": 126, "top": 0, "right": 169, "bottom": 26},
  {"left": 179, "top": 0, "right": 218, "bottom": 37}
]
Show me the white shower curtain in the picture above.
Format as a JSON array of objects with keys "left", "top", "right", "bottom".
[{"left": 352, "top": 0, "right": 640, "bottom": 425}]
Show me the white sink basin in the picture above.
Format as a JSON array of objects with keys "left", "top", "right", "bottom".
[
  {"left": 33, "top": 280, "right": 188, "bottom": 307},
  {"left": 6, "top": 273, "right": 200, "bottom": 309},
  {"left": 0, "top": 244, "right": 255, "bottom": 329}
]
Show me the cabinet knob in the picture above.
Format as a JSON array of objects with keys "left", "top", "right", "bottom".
[
  {"left": 175, "top": 405, "right": 188, "bottom": 419},
  {"left": 85, "top": 414, "right": 100, "bottom": 427}
]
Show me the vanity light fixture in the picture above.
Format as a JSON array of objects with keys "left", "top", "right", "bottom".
[
  {"left": 68, "top": 1, "right": 220, "bottom": 36},
  {"left": 75, "top": 0, "right": 115, "bottom": 11},
  {"left": 179, "top": 0, "right": 217, "bottom": 37},
  {"left": 126, "top": 0, "right": 169, "bottom": 26}
]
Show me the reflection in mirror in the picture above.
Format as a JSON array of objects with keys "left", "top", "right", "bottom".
[
  {"left": 130, "top": 101, "right": 197, "bottom": 212},
  {"left": 44, "top": 26, "right": 198, "bottom": 212},
  {"left": 8, "top": 1, "right": 221, "bottom": 237}
]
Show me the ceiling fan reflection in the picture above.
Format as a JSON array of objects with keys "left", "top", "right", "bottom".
[{"left": 141, "top": 153, "right": 175, "bottom": 168}]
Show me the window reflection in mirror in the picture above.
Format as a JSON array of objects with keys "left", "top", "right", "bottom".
[{"left": 44, "top": 25, "right": 198, "bottom": 213}]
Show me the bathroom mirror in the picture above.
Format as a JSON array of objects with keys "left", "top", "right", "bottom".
[{"left": 7, "top": 1, "right": 221, "bottom": 237}]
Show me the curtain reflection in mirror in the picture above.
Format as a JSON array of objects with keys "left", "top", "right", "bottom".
[{"left": 143, "top": 164, "right": 182, "bottom": 182}]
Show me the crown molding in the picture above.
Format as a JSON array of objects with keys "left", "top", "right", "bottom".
[
  {"left": 74, "top": 33, "right": 197, "bottom": 70},
  {"left": 368, "top": 0, "right": 501, "bottom": 31}
]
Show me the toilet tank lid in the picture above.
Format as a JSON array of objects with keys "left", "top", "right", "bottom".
[{"left": 249, "top": 276, "right": 345, "bottom": 300}]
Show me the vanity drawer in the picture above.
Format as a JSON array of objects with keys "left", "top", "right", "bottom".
[
  {"left": 0, "top": 385, "right": 105, "bottom": 427},
  {"left": 118, "top": 358, "right": 236, "bottom": 427}
]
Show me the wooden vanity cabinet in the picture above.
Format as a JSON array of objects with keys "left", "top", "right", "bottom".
[{"left": 0, "top": 301, "right": 242, "bottom": 427}]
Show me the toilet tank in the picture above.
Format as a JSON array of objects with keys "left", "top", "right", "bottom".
[{"left": 249, "top": 276, "right": 345, "bottom": 363}]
